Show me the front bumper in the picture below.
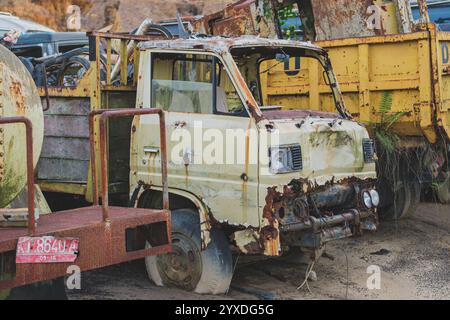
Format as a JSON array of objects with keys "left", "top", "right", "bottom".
[{"left": 261, "top": 178, "right": 378, "bottom": 254}]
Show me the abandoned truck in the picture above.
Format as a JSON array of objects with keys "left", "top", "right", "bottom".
[
  {"left": 0, "top": 42, "right": 172, "bottom": 298},
  {"left": 189, "top": 0, "right": 450, "bottom": 220},
  {"left": 125, "top": 37, "right": 379, "bottom": 293},
  {"left": 24, "top": 31, "right": 380, "bottom": 294}
]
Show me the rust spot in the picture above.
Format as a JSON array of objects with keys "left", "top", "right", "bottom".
[
  {"left": 10, "top": 80, "right": 26, "bottom": 115},
  {"left": 264, "top": 177, "right": 377, "bottom": 227}
]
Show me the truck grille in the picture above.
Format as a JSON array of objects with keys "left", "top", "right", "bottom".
[
  {"left": 363, "top": 139, "right": 375, "bottom": 163},
  {"left": 291, "top": 145, "right": 303, "bottom": 170}
]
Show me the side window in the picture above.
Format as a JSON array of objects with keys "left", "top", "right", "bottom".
[
  {"left": 151, "top": 53, "right": 213, "bottom": 114},
  {"left": 11, "top": 46, "right": 44, "bottom": 58},
  {"left": 151, "top": 52, "right": 248, "bottom": 117},
  {"left": 215, "top": 62, "right": 247, "bottom": 116}
]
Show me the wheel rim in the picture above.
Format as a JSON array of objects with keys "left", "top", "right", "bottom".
[{"left": 156, "top": 233, "right": 202, "bottom": 291}]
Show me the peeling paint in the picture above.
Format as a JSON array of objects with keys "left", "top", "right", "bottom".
[
  {"left": 0, "top": 46, "right": 44, "bottom": 208},
  {"left": 10, "top": 80, "right": 26, "bottom": 116}
]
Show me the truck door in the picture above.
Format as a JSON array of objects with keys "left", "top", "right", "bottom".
[{"left": 133, "top": 51, "right": 261, "bottom": 228}]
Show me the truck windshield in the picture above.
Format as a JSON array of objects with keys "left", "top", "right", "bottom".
[{"left": 230, "top": 46, "right": 336, "bottom": 111}]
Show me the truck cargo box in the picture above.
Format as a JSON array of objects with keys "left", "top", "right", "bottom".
[{"left": 262, "top": 24, "right": 450, "bottom": 145}]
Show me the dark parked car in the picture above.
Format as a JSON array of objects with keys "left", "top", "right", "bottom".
[
  {"left": 9, "top": 32, "right": 90, "bottom": 88},
  {"left": 11, "top": 31, "right": 88, "bottom": 58}
]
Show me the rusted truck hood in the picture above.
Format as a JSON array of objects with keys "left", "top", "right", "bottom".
[
  {"left": 262, "top": 109, "right": 341, "bottom": 120},
  {"left": 261, "top": 112, "right": 376, "bottom": 185}
]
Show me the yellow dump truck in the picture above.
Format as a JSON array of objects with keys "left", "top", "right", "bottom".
[
  {"left": 5, "top": 28, "right": 384, "bottom": 295},
  {"left": 262, "top": 26, "right": 450, "bottom": 218},
  {"left": 190, "top": 0, "right": 450, "bottom": 220}
]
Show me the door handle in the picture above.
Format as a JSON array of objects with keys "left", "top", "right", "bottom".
[{"left": 144, "top": 147, "right": 160, "bottom": 155}]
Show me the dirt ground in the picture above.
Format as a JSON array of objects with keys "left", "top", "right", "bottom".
[{"left": 68, "top": 203, "right": 450, "bottom": 300}]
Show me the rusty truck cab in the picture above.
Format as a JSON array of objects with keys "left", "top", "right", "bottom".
[{"left": 131, "top": 37, "right": 379, "bottom": 264}]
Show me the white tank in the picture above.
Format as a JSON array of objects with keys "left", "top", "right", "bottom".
[{"left": 0, "top": 45, "right": 44, "bottom": 208}]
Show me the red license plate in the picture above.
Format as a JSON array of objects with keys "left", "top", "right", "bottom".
[{"left": 16, "top": 236, "right": 79, "bottom": 264}]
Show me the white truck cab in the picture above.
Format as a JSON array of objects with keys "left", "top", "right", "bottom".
[{"left": 130, "top": 37, "right": 379, "bottom": 294}]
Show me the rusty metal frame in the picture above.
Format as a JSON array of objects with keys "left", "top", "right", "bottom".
[
  {"left": 88, "top": 108, "right": 170, "bottom": 215},
  {"left": 0, "top": 110, "right": 171, "bottom": 290},
  {"left": 0, "top": 117, "right": 35, "bottom": 235}
]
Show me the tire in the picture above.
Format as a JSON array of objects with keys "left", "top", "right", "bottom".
[
  {"left": 18, "top": 56, "right": 34, "bottom": 75},
  {"left": 56, "top": 56, "right": 92, "bottom": 87},
  {"left": 436, "top": 175, "right": 450, "bottom": 204},
  {"left": 379, "top": 181, "right": 413, "bottom": 220},
  {"left": 131, "top": 24, "right": 173, "bottom": 39},
  {"left": 402, "top": 179, "right": 421, "bottom": 218},
  {"left": 145, "top": 209, "right": 233, "bottom": 295}
]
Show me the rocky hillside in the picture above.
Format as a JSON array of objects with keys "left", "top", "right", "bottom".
[
  {"left": 0, "top": 0, "right": 234, "bottom": 32},
  {"left": 0, "top": 0, "right": 92, "bottom": 31}
]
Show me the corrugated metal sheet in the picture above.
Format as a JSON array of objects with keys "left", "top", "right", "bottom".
[{"left": 37, "top": 97, "right": 90, "bottom": 183}]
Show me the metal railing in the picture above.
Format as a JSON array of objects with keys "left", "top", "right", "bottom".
[
  {"left": 88, "top": 31, "right": 172, "bottom": 89},
  {"left": 0, "top": 116, "right": 36, "bottom": 235},
  {"left": 89, "top": 109, "right": 169, "bottom": 221}
]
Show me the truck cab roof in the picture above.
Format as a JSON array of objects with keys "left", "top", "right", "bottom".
[{"left": 139, "top": 36, "right": 325, "bottom": 54}]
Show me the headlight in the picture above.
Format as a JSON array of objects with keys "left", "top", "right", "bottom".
[
  {"left": 362, "top": 191, "right": 373, "bottom": 209},
  {"left": 370, "top": 190, "right": 380, "bottom": 207},
  {"left": 269, "top": 145, "right": 302, "bottom": 174}
]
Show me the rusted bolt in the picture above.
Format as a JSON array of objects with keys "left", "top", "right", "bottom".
[{"left": 132, "top": 125, "right": 137, "bottom": 133}]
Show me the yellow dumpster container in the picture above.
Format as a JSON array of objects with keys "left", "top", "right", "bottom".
[
  {"left": 262, "top": 24, "right": 450, "bottom": 207},
  {"left": 262, "top": 24, "right": 450, "bottom": 145}
]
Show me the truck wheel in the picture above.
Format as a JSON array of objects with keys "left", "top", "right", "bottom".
[
  {"left": 436, "top": 175, "right": 450, "bottom": 204},
  {"left": 379, "top": 181, "right": 412, "bottom": 220},
  {"left": 145, "top": 209, "right": 233, "bottom": 295},
  {"left": 404, "top": 180, "right": 421, "bottom": 218}
]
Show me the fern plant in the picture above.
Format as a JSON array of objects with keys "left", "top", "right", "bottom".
[{"left": 372, "top": 91, "right": 406, "bottom": 156}]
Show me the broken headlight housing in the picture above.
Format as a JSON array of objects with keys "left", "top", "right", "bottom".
[
  {"left": 269, "top": 144, "right": 302, "bottom": 174},
  {"left": 363, "top": 139, "right": 375, "bottom": 163}
]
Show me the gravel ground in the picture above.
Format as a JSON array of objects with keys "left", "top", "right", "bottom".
[{"left": 68, "top": 203, "right": 450, "bottom": 300}]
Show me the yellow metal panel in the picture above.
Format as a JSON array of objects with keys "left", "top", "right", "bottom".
[
  {"left": 308, "top": 59, "right": 320, "bottom": 109},
  {"left": 38, "top": 181, "right": 86, "bottom": 196},
  {"left": 264, "top": 29, "right": 450, "bottom": 144},
  {"left": 120, "top": 41, "right": 128, "bottom": 86},
  {"left": 358, "top": 44, "right": 370, "bottom": 123},
  {"left": 417, "top": 38, "right": 437, "bottom": 143},
  {"left": 106, "top": 38, "right": 112, "bottom": 85},
  {"left": 437, "top": 35, "right": 450, "bottom": 139}
]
